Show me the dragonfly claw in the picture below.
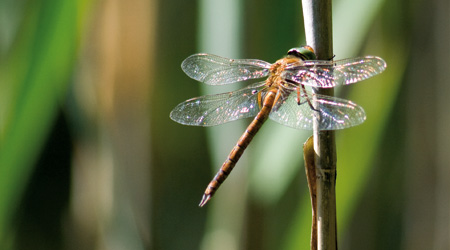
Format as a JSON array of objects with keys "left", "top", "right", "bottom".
[{"left": 199, "top": 194, "right": 211, "bottom": 207}]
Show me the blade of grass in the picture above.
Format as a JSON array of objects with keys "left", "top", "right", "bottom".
[
  {"left": 0, "top": 0, "right": 92, "bottom": 241},
  {"left": 304, "top": 136, "right": 317, "bottom": 250}
]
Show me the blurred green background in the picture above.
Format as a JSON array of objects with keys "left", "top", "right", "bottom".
[{"left": 0, "top": 0, "right": 448, "bottom": 249}]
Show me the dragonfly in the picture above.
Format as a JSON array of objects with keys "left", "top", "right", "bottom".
[{"left": 170, "top": 46, "right": 386, "bottom": 206}]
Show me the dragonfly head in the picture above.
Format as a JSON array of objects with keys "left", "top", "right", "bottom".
[{"left": 287, "top": 46, "right": 316, "bottom": 60}]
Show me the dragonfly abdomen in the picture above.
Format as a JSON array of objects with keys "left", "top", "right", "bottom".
[{"left": 199, "top": 88, "right": 278, "bottom": 207}]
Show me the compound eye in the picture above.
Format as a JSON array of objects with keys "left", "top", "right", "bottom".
[
  {"left": 287, "top": 46, "right": 316, "bottom": 60},
  {"left": 287, "top": 48, "right": 303, "bottom": 58}
]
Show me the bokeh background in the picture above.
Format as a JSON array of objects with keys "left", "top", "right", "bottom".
[{"left": 0, "top": 0, "right": 449, "bottom": 249}]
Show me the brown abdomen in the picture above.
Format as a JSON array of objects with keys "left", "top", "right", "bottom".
[{"left": 199, "top": 88, "right": 278, "bottom": 206}]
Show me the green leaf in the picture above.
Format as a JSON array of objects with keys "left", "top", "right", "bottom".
[{"left": 0, "top": 0, "right": 92, "bottom": 241}]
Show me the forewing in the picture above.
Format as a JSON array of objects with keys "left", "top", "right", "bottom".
[
  {"left": 283, "top": 56, "right": 387, "bottom": 88},
  {"left": 181, "top": 54, "right": 271, "bottom": 85},
  {"left": 269, "top": 90, "right": 366, "bottom": 130},
  {"left": 170, "top": 82, "right": 266, "bottom": 126}
]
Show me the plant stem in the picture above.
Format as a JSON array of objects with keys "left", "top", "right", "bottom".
[{"left": 301, "top": 0, "right": 337, "bottom": 250}]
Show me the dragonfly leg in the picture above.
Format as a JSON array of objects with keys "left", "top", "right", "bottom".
[
  {"left": 257, "top": 91, "right": 263, "bottom": 109},
  {"left": 285, "top": 79, "right": 315, "bottom": 109},
  {"left": 301, "top": 84, "right": 319, "bottom": 112},
  {"left": 285, "top": 79, "right": 304, "bottom": 105},
  {"left": 296, "top": 85, "right": 302, "bottom": 105}
]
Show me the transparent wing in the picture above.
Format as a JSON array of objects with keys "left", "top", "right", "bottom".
[
  {"left": 181, "top": 54, "right": 271, "bottom": 85},
  {"left": 170, "top": 82, "right": 267, "bottom": 126},
  {"left": 269, "top": 89, "right": 366, "bottom": 130},
  {"left": 283, "top": 56, "right": 387, "bottom": 88}
]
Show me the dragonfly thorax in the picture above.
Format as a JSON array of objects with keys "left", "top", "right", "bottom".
[{"left": 267, "top": 57, "right": 303, "bottom": 87}]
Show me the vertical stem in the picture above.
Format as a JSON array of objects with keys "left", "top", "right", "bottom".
[{"left": 301, "top": 0, "right": 337, "bottom": 250}]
